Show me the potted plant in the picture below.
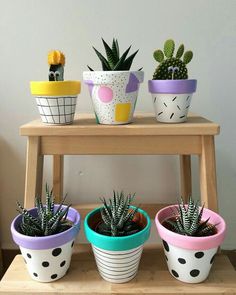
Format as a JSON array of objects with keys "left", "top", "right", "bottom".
[
  {"left": 83, "top": 38, "right": 144, "bottom": 125},
  {"left": 11, "top": 185, "right": 81, "bottom": 282},
  {"left": 84, "top": 191, "right": 151, "bottom": 283},
  {"left": 148, "top": 39, "right": 197, "bottom": 123},
  {"left": 155, "top": 197, "right": 226, "bottom": 283},
  {"left": 30, "top": 50, "right": 81, "bottom": 125}
]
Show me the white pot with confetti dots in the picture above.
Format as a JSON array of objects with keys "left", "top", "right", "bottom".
[
  {"left": 83, "top": 71, "right": 144, "bottom": 125},
  {"left": 148, "top": 79, "right": 197, "bottom": 123},
  {"left": 155, "top": 205, "right": 226, "bottom": 283},
  {"left": 11, "top": 206, "right": 80, "bottom": 282}
]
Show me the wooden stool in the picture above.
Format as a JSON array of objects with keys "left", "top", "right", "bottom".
[
  {"left": 1, "top": 113, "right": 236, "bottom": 294},
  {"left": 20, "top": 113, "right": 219, "bottom": 215}
]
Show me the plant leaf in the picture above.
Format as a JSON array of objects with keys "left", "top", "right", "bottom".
[
  {"left": 113, "top": 45, "right": 131, "bottom": 70},
  {"left": 92, "top": 47, "right": 111, "bottom": 70},
  {"left": 102, "top": 38, "right": 117, "bottom": 68},
  {"left": 183, "top": 51, "right": 193, "bottom": 64}
]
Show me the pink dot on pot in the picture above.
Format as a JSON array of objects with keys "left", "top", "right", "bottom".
[{"left": 98, "top": 86, "right": 113, "bottom": 103}]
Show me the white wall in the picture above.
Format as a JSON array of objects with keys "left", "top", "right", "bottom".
[{"left": 0, "top": 0, "right": 235, "bottom": 249}]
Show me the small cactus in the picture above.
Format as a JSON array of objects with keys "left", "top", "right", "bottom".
[
  {"left": 48, "top": 50, "right": 65, "bottom": 81},
  {"left": 153, "top": 39, "right": 193, "bottom": 80}
]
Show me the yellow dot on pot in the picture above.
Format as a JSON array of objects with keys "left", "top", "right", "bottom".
[{"left": 115, "top": 103, "right": 131, "bottom": 122}]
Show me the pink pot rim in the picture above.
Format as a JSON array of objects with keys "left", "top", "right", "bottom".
[{"left": 155, "top": 205, "right": 226, "bottom": 250}]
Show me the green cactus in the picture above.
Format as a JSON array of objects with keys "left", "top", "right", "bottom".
[
  {"left": 165, "top": 197, "right": 217, "bottom": 237},
  {"left": 88, "top": 38, "right": 142, "bottom": 71},
  {"left": 96, "top": 191, "right": 141, "bottom": 237},
  {"left": 16, "top": 184, "right": 72, "bottom": 236},
  {"left": 153, "top": 39, "right": 193, "bottom": 80}
]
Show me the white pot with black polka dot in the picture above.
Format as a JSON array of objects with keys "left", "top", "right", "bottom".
[
  {"left": 83, "top": 71, "right": 144, "bottom": 125},
  {"left": 11, "top": 206, "right": 80, "bottom": 283},
  {"left": 155, "top": 205, "right": 226, "bottom": 283},
  {"left": 30, "top": 81, "right": 81, "bottom": 125},
  {"left": 148, "top": 79, "right": 197, "bottom": 123}
]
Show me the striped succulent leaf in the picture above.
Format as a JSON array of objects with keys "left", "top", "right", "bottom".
[
  {"left": 166, "top": 197, "right": 217, "bottom": 237},
  {"left": 98, "top": 191, "right": 140, "bottom": 237},
  {"left": 16, "top": 185, "right": 72, "bottom": 237},
  {"left": 88, "top": 38, "right": 141, "bottom": 71}
]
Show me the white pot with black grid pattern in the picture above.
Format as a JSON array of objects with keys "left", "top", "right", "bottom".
[
  {"left": 30, "top": 81, "right": 81, "bottom": 125},
  {"left": 148, "top": 79, "right": 197, "bottom": 123},
  {"left": 84, "top": 207, "right": 151, "bottom": 284}
]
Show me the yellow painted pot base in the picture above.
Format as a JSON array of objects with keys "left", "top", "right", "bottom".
[{"left": 30, "top": 81, "right": 81, "bottom": 96}]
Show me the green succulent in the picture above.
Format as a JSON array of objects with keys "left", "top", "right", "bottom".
[
  {"left": 16, "top": 184, "right": 72, "bottom": 236},
  {"left": 153, "top": 39, "right": 193, "bottom": 80},
  {"left": 97, "top": 191, "right": 141, "bottom": 237},
  {"left": 88, "top": 38, "right": 141, "bottom": 71},
  {"left": 165, "top": 197, "right": 216, "bottom": 237}
]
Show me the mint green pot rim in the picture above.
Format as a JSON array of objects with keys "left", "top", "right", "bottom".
[{"left": 84, "top": 207, "right": 151, "bottom": 251}]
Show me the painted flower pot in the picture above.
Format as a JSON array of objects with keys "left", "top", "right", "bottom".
[
  {"left": 30, "top": 81, "right": 81, "bottom": 125},
  {"left": 84, "top": 207, "right": 151, "bottom": 283},
  {"left": 11, "top": 205, "right": 80, "bottom": 282},
  {"left": 155, "top": 205, "right": 226, "bottom": 283},
  {"left": 148, "top": 79, "right": 197, "bottom": 123},
  {"left": 83, "top": 71, "right": 144, "bottom": 125}
]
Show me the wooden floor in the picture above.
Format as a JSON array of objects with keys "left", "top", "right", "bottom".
[{"left": 0, "top": 245, "right": 236, "bottom": 294}]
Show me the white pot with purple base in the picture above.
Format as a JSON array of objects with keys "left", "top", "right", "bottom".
[
  {"left": 83, "top": 71, "right": 144, "bottom": 125},
  {"left": 155, "top": 205, "right": 226, "bottom": 283},
  {"left": 11, "top": 206, "right": 80, "bottom": 282},
  {"left": 148, "top": 79, "right": 197, "bottom": 123}
]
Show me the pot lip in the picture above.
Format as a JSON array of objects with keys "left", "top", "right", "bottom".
[
  {"left": 83, "top": 70, "right": 144, "bottom": 74},
  {"left": 155, "top": 205, "right": 226, "bottom": 250},
  {"left": 148, "top": 79, "right": 197, "bottom": 94},
  {"left": 83, "top": 70, "right": 144, "bottom": 84},
  {"left": 30, "top": 80, "right": 81, "bottom": 96},
  {"left": 84, "top": 206, "right": 151, "bottom": 251},
  {"left": 11, "top": 205, "right": 80, "bottom": 250}
]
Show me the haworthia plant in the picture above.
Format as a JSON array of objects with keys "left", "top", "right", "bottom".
[
  {"left": 165, "top": 197, "right": 217, "bottom": 237},
  {"left": 88, "top": 38, "right": 142, "bottom": 71},
  {"left": 153, "top": 39, "right": 193, "bottom": 80},
  {"left": 16, "top": 184, "right": 72, "bottom": 236},
  {"left": 97, "top": 191, "right": 141, "bottom": 237}
]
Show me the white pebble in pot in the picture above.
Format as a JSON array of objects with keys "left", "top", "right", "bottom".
[
  {"left": 162, "top": 240, "right": 217, "bottom": 283},
  {"left": 20, "top": 239, "right": 75, "bottom": 282}
]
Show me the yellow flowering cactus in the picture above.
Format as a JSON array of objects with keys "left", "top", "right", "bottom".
[{"left": 48, "top": 50, "right": 65, "bottom": 81}]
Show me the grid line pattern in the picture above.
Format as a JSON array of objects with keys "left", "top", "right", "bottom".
[{"left": 36, "top": 96, "right": 77, "bottom": 125}]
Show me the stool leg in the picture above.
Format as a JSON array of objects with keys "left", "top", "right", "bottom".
[
  {"left": 0, "top": 248, "right": 3, "bottom": 278},
  {"left": 199, "top": 136, "right": 218, "bottom": 212},
  {"left": 180, "top": 155, "right": 192, "bottom": 203},
  {"left": 24, "top": 137, "right": 44, "bottom": 208},
  {"left": 53, "top": 155, "right": 64, "bottom": 203}
]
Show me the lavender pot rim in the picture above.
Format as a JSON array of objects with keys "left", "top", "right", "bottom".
[
  {"left": 11, "top": 205, "right": 80, "bottom": 250},
  {"left": 148, "top": 79, "right": 197, "bottom": 94}
]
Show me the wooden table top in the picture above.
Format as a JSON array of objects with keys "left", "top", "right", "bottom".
[
  {"left": 0, "top": 244, "right": 235, "bottom": 294},
  {"left": 20, "top": 113, "right": 220, "bottom": 137}
]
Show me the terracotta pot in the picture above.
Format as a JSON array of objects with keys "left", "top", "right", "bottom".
[
  {"left": 30, "top": 81, "right": 81, "bottom": 125},
  {"left": 84, "top": 207, "right": 151, "bottom": 283},
  {"left": 11, "top": 205, "right": 80, "bottom": 282},
  {"left": 155, "top": 205, "right": 226, "bottom": 283},
  {"left": 148, "top": 79, "right": 197, "bottom": 123},
  {"left": 83, "top": 71, "right": 144, "bottom": 125}
]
